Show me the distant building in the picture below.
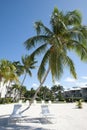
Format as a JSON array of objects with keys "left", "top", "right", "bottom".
[
  {"left": 0, "top": 79, "right": 9, "bottom": 98},
  {"left": 64, "top": 85, "right": 87, "bottom": 101},
  {"left": 0, "top": 79, "right": 20, "bottom": 100},
  {"left": 81, "top": 86, "right": 87, "bottom": 101}
]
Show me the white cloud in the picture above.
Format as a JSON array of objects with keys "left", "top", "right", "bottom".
[
  {"left": 64, "top": 77, "right": 76, "bottom": 82},
  {"left": 54, "top": 81, "right": 60, "bottom": 85},
  {"left": 32, "top": 83, "right": 38, "bottom": 89},
  {"left": 81, "top": 76, "right": 87, "bottom": 80},
  {"left": 75, "top": 81, "right": 87, "bottom": 87}
]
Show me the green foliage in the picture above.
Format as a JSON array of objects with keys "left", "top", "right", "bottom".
[
  {"left": 24, "top": 88, "right": 36, "bottom": 100},
  {"left": 51, "top": 84, "right": 64, "bottom": 101},
  {"left": 76, "top": 100, "right": 83, "bottom": 108},
  {"left": 37, "top": 86, "right": 52, "bottom": 101},
  {"left": 24, "top": 7, "right": 87, "bottom": 84},
  {"left": 0, "top": 59, "right": 19, "bottom": 83},
  {"left": 0, "top": 98, "right": 13, "bottom": 104},
  {"left": 58, "top": 91, "right": 64, "bottom": 101},
  {"left": 65, "top": 97, "right": 82, "bottom": 102}
]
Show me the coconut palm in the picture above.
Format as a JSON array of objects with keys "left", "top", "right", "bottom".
[
  {"left": 21, "top": 55, "right": 37, "bottom": 86},
  {"left": 0, "top": 59, "right": 19, "bottom": 98},
  {"left": 13, "top": 55, "right": 37, "bottom": 99},
  {"left": 11, "top": 84, "right": 27, "bottom": 101},
  {"left": 20, "top": 55, "right": 37, "bottom": 99},
  {"left": 12, "top": 61, "right": 24, "bottom": 77},
  {"left": 0, "top": 59, "right": 19, "bottom": 83},
  {"left": 24, "top": 7, "right": 87, "bottom": 107},
  {"left": 12, "top": 55, "right": 37, "bottom": 100}
]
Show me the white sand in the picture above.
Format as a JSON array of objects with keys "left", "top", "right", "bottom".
[{"left": 0, "top": 102, "right": 87, "bottom": 130}]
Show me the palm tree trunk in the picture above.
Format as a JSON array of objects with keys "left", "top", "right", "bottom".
[
  {"left": 5, "top": 81, "right": 11, "bottom": 98},
  {"left": 20, "top": 67, "right": 50, "bottom": 114},
  {"left": 20, "top": 73, "right": 27, "bottom": 99},
  {"left": 21, "top": 73, "right": 27, "bottom": 86}
]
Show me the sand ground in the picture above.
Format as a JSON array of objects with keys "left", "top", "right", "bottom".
[{"left": 0, "top": 102, "right": 87, "bottom": 130}]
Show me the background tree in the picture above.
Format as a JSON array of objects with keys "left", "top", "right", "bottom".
[
  {"left": 21, "top": 55, "right": 37, "bottom": 85},
  {"left": 0, "top": 59, "right": 19, "bottom": 98},
  {"left": 10, "top": 84, "right": 27, "bottom": 102},
  {"left": 0, "top": 59, "right": 19, "bottom": 83},
  {"left": 51, "top": 84, "right": 64, "bottom": 101},
  {"left": 13, "top": 55, "right": 37, "bottom": 99},
  {"left": 11, "top": 84, "right": 21, "bottom": 101},
  {"left": 12, "top": 61, "right": 24, "bottom": 77},
  {"left": 37, "top": 86, "right": 52, "bottom": 101},
  {"left": 24, "top": 88, "right": 36, "bottom": 100}
]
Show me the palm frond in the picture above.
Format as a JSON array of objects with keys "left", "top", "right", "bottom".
[
  {"left": 38, "top": 50, "right": 50, "bottom": 82},
  {"left": 34, "top": 21, "right": 53, "bottom": 36},
  {"left": 56, "top": 54, "right": 64, "bottom": 79},
  {"left": 72, "top": 42, "right": 87, "bottom": 61},
  {"left": 65, "top": 10, "right": 82, "bottom": 25},
  {"left": 24, "top": 35, "right": 49, "bottom": 50},
  {"left": 49, "top": 49, "right": 57, "bottom": 80},
  {"left": 31, "top": 43, "right": 48, "bottom": 56},
  {"left": 68, "top": 26, "right": 87, "bottom": 43},
  {"left": 27, "top": 70, "right": 32, "bottom": 77},
  {"left": 64, "top": 55, "right": 77, "bottom": 79}
]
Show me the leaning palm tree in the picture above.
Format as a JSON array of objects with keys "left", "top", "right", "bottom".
[
  {"left": 24, "top": 7, "right": 87, "bottom": 107},
  {"left": 13, "top": 55, "right": 37, "bottom": 86},
  {"left": 13, "top": 55, "right": 37, "bottom": 100},
  {"left": 19, "top": 55, "right": 37, "bottom": 99}
]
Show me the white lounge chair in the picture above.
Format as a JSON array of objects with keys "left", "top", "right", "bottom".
[
  {"left": 48, "top": 100, "right": 52, "bottom": 105},
  {"left": 8, "top": 104, "right": 22, "bottom": 124},
  {"left": 18, "top": 100, "right": 22, "bottom": 104},
  {"left": 33, "top": 100, "right": 37, "bottom": 105},
  {"left": 41, "top": 100, "right": 45, "bottom": 105},
  {"left": 25, "top": 100, "right": 30, "bottom": 105},
  {"left": 41, "top": 105, "right": 56, "bottom": 124}
]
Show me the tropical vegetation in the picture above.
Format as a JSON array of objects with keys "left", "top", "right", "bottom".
[
  {"left": 0, "top": 7, "right": 87, "bottom": 110},
  {"left": 24, "top": 7, "right": 87, "bottom": 106}
]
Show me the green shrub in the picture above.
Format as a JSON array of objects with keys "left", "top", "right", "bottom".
[
  {"left": 0, "top": 98, "right": 13, "bottom": 104},
  {"left": 76, "top": 100, "right": 82, "bottom": 109}
]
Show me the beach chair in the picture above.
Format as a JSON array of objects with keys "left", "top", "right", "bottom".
[
  {"left": 41, "top": 105, "right": 56, "bottom": 124},
  {"left": 48, "top": 100, "right": 52, "bottom": 105},
  {"left": 25, "top": 100, "right": 30, "bottom": 105},
  {"left": 41, "top": 100, "right": 45, "bottom": 105},
  {"left": 18, "top": 100, "right": 22, "bottom": 104},
  {"left": 8, "top": 104, "right": 22, "bottom": 124},
  {"left": 33, "top": 100, "right": 37, "bottom": 105}
]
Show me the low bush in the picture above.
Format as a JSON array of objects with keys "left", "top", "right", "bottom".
[
  {"left": 0, "top": 98, "right": 13, "bottom": 104},
  {"left": 76, "top": 100, "right": 82, "bottom": 109}
]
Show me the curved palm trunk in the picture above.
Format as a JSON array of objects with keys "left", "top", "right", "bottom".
[
  {"left": 20, "top": 73, "right": 27, "bottom": 99},
  {"left": 21, "top": 73, "right": 27, "bottom": 86},
  {"left": 20, "top": 67, "right": 50, "bottom": 114}
]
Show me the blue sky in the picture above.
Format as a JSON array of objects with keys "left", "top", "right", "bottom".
[{"left": 0, "top": 0, "right": 87, "bottom": 90}]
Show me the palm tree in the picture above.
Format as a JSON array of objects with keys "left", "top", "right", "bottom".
[
  {"left": 0, "top": 59, "right": 19, "bottom": 83},
  {"left": 21, "top": 55, "right": 37, "bottom": 86},
  {"left": 24, "top": 7, "right": 87, "bottom": 107},
  {"left": 11, "top": 84, "right": 27, "bottom": 101},
  {"left": 37, "top": 86, "right": 51, "bottom": 101},
  {"left": 12, "top": 61, "right": 24, "bottom": 77},
  {"left": 13, "top": 55, "right": 37, "bottom": 99},
  {"left": 0, "top": 59, "right": 19, "bottom": 98}
]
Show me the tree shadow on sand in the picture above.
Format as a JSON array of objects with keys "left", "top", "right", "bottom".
[{"left": 0, "top": 116, "right": 50, "bottom": 130}]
